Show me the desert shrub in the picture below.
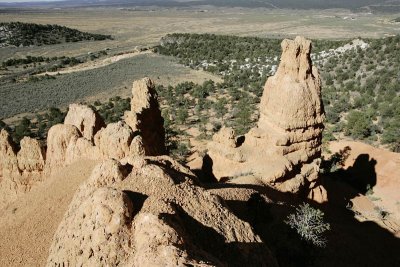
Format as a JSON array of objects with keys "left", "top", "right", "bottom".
[
  {"left": 171, "top": 142, "right": 191, "bottom": 162},
  {"left": 0, "top": 120, "right": 7, "bottom": 130},
  {"left": 285, "top": 203, "right": 331, "bottom": 247},
  {"left": 345, "top": 111, "right": 373, "bottom": 139},
  {"left": 14, "top": 117, "right": 32, "bottom": 142}
]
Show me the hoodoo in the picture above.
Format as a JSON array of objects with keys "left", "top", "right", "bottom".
[
  {"left": 124, "top": 77, "right": 166, "bottom": 156},
  {"left": 207, "top": 36, "right": 326, "bottom": 200},
  {"left": 0, "top": 77, "right": 166, "bottom": 208}
]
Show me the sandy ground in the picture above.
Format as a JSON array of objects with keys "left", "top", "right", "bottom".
[
  {"left": 330, "top": 141, "right": 400, "bottom": 222},
  {"left": 0, "top": 160, "right": 98, "bottom": 267}
]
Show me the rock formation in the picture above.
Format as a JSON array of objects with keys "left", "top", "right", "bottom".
[
  {"left": 64, "top": 103, "right": 105, "bottom": 141},
  {"left": 0, "top": 77, "right": 167, "bottom": 207},
  {"left": 206, "top": 36, "right": 326, "bottom": 198},
  {"left": 0, "top": 132, "right": 45, "bottom": 177},
  {"left": 45, "top": 124, "right": 81, "bottom": 172},
  {"left": 0, "top": 129, "right": 20, "bottom": 177},
  {"left": 1, "top": 38, "right": 330, "bottom": 265},
  {"left": 125, "top": 77, "right": 166, "bottom": 156},
  {"left": 94, "top": 121, "right": 134, "bottom": 160},
  {"left": 47, "top": 157, "right": 278, "bottom": 266},
  {"left": 17, "top": 137, "right": 45, "bottom": 174}
]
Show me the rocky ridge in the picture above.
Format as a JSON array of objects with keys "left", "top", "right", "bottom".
[
  {"left": 47, "top": 157, "right": 278, "bottom": 266},
  {"left": 0, "top": 37, "right": 328, "bottom": 266},
  {"left": 0, "top": 77, "right": 165, "bottom": 209}
]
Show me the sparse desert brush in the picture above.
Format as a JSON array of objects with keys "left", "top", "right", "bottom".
[{"left": 285, "top": 203, "right": 331, "bottom": 248}]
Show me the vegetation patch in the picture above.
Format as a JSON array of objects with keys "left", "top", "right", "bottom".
[
  {"left": 0, "top": 22, "right": 113, "bottom": 48},
  {"left": 157, "top": 33, "right": 400, "bottom": 151}
]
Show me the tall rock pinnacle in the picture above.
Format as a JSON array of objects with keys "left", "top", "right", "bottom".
[{"left": 206, "top": 36, "right": 326, "bottom": 200}]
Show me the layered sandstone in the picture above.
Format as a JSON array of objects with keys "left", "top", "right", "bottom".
[{"left": 207, "top": 36, "right": 325, "bottom": 197}]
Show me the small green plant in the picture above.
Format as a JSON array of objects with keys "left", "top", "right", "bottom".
[{"left": 285, "top": 203, "right": 331, "bottom": 247}]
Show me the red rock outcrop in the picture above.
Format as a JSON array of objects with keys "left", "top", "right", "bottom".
[
  {"left": 125, "top": 77, "right": 166, "bottom": 156},
  {"left": 207, "top": 36, "right": 326, "bottom": 198},
  {"left": 64, "top": 103, "right": 105, "bottom": 141}
]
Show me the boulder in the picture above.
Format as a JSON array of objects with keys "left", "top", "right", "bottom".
[
  {"left": 47, "top": 187, "right": 134, "bottom": 267},
  {"left": 212, "top": 126, "right": 237, "bottom": 148}
]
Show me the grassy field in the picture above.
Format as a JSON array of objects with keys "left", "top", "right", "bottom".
[
  {"left": 0, "top": 8, "right": 399, "bottom": 62},
  {"left": 0, "top": 53, "right": 220, "bottom": 118}
]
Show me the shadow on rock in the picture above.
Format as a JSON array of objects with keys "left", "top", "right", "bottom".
[{"left": 160, "top": 203, "right": 277, "bottom": 267}]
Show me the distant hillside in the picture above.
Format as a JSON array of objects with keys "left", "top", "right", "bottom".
[
  {"left": 0, "top": 22, "right": 113, "bottom": 48},
  {"left": 193, "top": 0, "right": 393, "bottom": 9},
  {"left": 2, "top": 0, "right": 399, "bottom": 11}
]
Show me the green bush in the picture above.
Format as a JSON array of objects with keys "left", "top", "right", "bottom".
[{"left": 285, "top": 203, "right": 330, "bottom": 247}]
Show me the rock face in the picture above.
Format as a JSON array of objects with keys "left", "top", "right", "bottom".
[
  {"left": 0, "top": 129, "right": 19, "bottom": 177},
  {"left": 0, "top": 132, "right": 46, "bottom": 208},
  {"left": 47, "top": 157, "right": 278, "bottom": 266},
  {"left": 17, "top": 137, "right": 45, "bottom": 173},
  {"left": 45, "top": 124, "right": 81, "bottom": 172},
  {"left": 64, "top": 104, "right": 104, "bottom": 141},
  {"left": 0, "top": 77, "right": 167, "bottom": 196},
  {"left": 207, "top": 36, "right": 325, "bottom": 197},
  {"left": 125, "top": 77, "right": 166, "bottom": 156},
  {"left": 94, "top": 121, "right": 134, "bottom": 160}
]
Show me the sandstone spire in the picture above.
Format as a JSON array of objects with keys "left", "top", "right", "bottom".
[
  {"left": 259, "top": 36, "right": 324, "bottom": 130},
  {"left": 206, "top": 36, "right": 326, "bottom": 198},
  {"left": 125, "top": 77, "right": 166, "bottom": 156}
]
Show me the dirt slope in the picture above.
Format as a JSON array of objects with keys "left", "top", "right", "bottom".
[
  {"left": 330, "top": 140, "right": 400, "bottom": 221},
  {"left": 0, "top": 160, "right": 98, "bottom": 267}
]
